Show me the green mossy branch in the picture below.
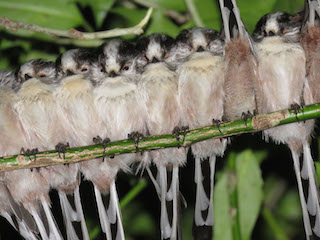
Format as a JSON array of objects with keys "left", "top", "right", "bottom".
[{"left": 1, "top": 103, "right": 320, "bottom": 172}]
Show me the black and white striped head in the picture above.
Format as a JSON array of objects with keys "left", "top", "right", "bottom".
[
  {"left": 253, "top": 12, "right": 303, "bottom": 42},
  {"left": 136, "top": 34, "right": 175, "bottom": 69},
  {"left": 55, "top": 49, "right": 95, "bottom": 78},
  {"left": 16, "top": 59, "right": 56, "bottom": 85},
  {"left": 91, "top": 39, "right": 138, "bottom": 85},
  {"left": 166, "top": 27, "right": 224, "bottom": 66}
]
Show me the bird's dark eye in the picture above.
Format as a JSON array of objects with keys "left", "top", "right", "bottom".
[
  {"left": 81, "top": 66, "right": 88, "bottom": 72},
  {"left": 24, "top": 74, "right": 32, "bottom": 80},
  {"left": 100, "top": 66, "right": 104, "bottom": 73},
  {"left": 122, "top": 65, "right": 129, "bottom": 71},
  {"left": 39, "top": 73, "right": 46, "bottom": 78},
  {"left": 66, "top": 70, "right": 74, "bottom": 76}
]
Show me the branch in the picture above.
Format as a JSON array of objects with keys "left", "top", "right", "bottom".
[
  {"left": 0, "top": 8, "right": 153, "bottom": 40},
  {"left": 0, "top": 103, "right": 320, "bottom": 172}
]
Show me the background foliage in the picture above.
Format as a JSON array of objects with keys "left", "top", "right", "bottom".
[{"left": 0, "top": 0, "right": 315, "bottom": 240}]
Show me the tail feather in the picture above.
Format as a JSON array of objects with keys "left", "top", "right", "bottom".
[
  {"left": 302, "top": 143, "right": 320, "bottom": 237},
  {"left": 94, "top": 185, "right": 112, "bottom": 240},
  {"left": 159, "top": 165, "right": 172, "bottom": 239},
  {"left": 146, "top": 166, "right": 161, "bottom": 198},
  {"left": 30, "top": 208, "right": 49, "bottom": 240},
  {"left": 194, "top": 157, "right": 209, "bottom": 226},
  {"left": 17, "top": 220, "right": 39, "bottom": 240},
  {"left": 41, "top": 198, "right": 62, "bottom": 240},
  {"left": 74, "top": 186, "right": 90, "bottom": 240},
  {"left": 205, "top": 156, "right": 216, "bottom": 226},
  {"left": 110, "top": 181, "right": 125, "bottom": 240},
  {"left": 58, "top": 191, "right": 79, "bottom": 240},
  {"left": 291, "top": 150, "right": 312, "bottom": 239},
  {"left": 169, "top": 166, "right": 179, "bottom": 240}
]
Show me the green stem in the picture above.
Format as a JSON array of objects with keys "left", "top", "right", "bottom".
[
  {"left": 262, "top": 207, "right": 289, "bottom": 240},
  {"left": 120, "top": 179, "right": 148, "bottom": 209},
  {"left": 1, "top": 103, "right": 320, "bottom": 171}
]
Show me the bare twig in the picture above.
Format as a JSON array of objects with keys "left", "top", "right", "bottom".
[{"left": 0, "top": 8, "right": 153, "bottom": 40}]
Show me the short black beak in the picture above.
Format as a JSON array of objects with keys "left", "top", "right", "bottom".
[
  {"left": 66, "top": 70, "right": 74, "bottom": 76},
  {"left": 151, "top": 58, "right": 159, "bottom": 63},
  {"left": 267, "top": 31, "right": 276, "bottom": 37},
  {"left": 109, "top": 71, "right": 118, "bottom": 78},
  {"left": 196, "top": 46, "right": 205, "bottom": 52},
  {"left": 24, "top": 74, "right": 32, "bottom": 81}
]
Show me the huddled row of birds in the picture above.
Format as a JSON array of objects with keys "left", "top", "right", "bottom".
[{"left": 1, "top": 0, "right": 320, "bottom": 239}]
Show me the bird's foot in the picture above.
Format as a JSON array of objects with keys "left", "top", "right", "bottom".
[
  {"left": 212, "top": 119, "right": 223, "bottom": 135},
  {"left": 93, "top": 135, "right": 110, "bottom": 157},
  {"left": 241, "top": 110, "right": 254, "bottom": 127},
  {"left": 290, "top": 103, "right": 304, "bottom": 122},
  {"left": 172, "top": 127, "right": 182, "bottom": 147},
  {"left": 20, "top": 147, "right": 39, "bottom": 160},
  {"left": 55, "top": 142, "right": 70, "bottom": 159},
  {"left": 128, "top": 132, "right": 144, "bottom": 152}
]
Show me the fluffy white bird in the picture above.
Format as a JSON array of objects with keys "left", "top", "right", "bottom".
[
  {"left": 6, "top": 59, "right": 63, "bottom": 240},
  {"left": 253, "top": 11, "right": 320, "bottom": 239},
  {"left": 136, "top": 33, "right": 186, "bottom": 240},
  {"left": 168, "top": 27, "right": 227, "bottom": 229},
  {"left": 86, "top": 39, "right": 147, "bottom": 240}
]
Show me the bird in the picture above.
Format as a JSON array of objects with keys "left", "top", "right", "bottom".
[
  {"left": 219, "top": 0, "right": 258, "bottom": 122},
  {"left": 168, "top": 27, "right": 227, "bottom": 232},
  {"left": 85, "top": 39, "right": 147, "bottom": 240},
  {"left": 301, "top": 0, "right": 320, "bottom": 104},
  {"left": 0, "top": 70, "right": 39, "bottom": 239},
  {"left": 6, "top": 59, "right": 63, "bottom": 240},
  {"left": 43, "top": 48, "right": 101, "bottom": 240},
  {"left": 252, "top": 11, "right": 320, "bottom": 239},
  {"left": 136, "top": 33, "right": 187, "bottom": 240}
]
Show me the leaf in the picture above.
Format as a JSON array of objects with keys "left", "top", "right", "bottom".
[
  {"left": 109, "top": 7, "right": 147, "bottom": 28},
  {"left": 77, "top": 0, "right": 115, "bottom": 28},
  {"left": 213, "top": 173, "right": 233, "bottom": 240},
  {"left": 145, "top": 9, "right": 180, "bottom": 37},
  {"left": 237, "top": 0, "right": 278, "bottom": 34},
  {"left": 272, "top": 0, "right": 304, "bottom": 13},
  {"left": 236, "top": 150, "right": 264, "bottom": 240},
  {"left": 185, "top": 0, "right": 221, "bottom": 30},
  {"left": 0, "top": 0, "right": 83, "bottom": 29}
]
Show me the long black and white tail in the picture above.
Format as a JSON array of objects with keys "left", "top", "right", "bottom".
[
  {"left": 156, "top": 164, "right": 182, "bottom": 240},
  {"left": 290, "top": 142, "right": 320, "bottom": 240},
  {"left": 194, "top": 156, "right": 216, "bottom": 227},
  {"left": 94, "top": 185, "right": 112, "bottom": 240},
  {"left": 58, "top": 187, "right": 89, "bottom": 240}
]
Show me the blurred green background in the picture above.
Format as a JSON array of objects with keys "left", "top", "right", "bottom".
[{"left": 0, "top": 0, "right": 316, "bottom": 240}]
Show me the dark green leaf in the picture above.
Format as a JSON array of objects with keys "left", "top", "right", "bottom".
[
  {"left": 237, "top": 0, "right": 278, "bottom": 33},
  {"left": 77, "top": 0, "right": 115, "bottom": 28},
  {"left": 272, "top": 0, "right": 304, "bottom": 13},
  {"left": 145, "top": 9, "right": 180, "bottom": 37},
  {"left": 188, "top": 0, "right": 221, "bottom": 30},
  {"left": 213, "top": 173, "right": 233, "bottom": 240},
  {"left": 0, "top": 0, "right": 83, "bottom": 29},
  {"left": 236, "top": 150, "right": 264, "bottom": 240}
]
